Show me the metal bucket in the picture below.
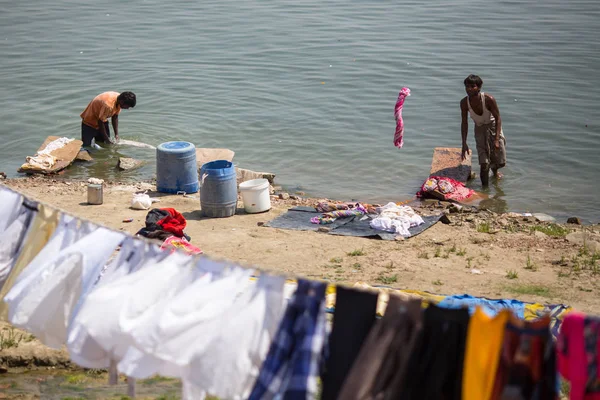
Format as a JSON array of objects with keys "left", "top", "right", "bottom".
[{"left": 87, "top": 183, "right": 103, "bottom": 205}]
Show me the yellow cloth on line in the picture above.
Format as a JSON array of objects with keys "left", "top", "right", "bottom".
[{"left": 462, "top": 307, "right": 511, "bottom": 400}]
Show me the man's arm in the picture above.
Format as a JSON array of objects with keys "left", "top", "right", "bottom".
[
  {"left": 460, "top": 98, "right": 470, "bottom": 160},
  {"left": 111, "top": 115, "right": 119, "bottom": 141},
  {"left": 97, "top": 119, "right": 112, "bottom": 143},
  {"left": 486, "top": 94, "right": 502, "bottom": 148}
]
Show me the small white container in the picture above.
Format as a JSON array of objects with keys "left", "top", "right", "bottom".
[{"left": 239, "top": 178, "right": 271, "bottom": 213}]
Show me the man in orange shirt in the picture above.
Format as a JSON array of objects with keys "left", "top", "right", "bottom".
[{"left": 80, "top": 91, "right": 136, "bottom": 146}]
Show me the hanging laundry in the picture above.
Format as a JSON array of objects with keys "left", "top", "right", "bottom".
[
  {"left": 118, "top": 264, "right": 256, "bottom": 398},
  {"left": 417, "top": 175, "right": 475, "bottom": 202},
  {"left": 0, "top": 199, "right": 36, "bottom": 289},
  {"left": 321, "top": 286, "right": 378, "bottom": 400},
  {"left": 68, "top": 238, "right": 159, "bottom": 369},
  {"left": 0, "top": 203, "right": 59, "bottom": 320},
  {"left": 0, "top": 188, "right": 24, "bottom": 233},
  {"left": 248, "top": 279, "right": 327, "bottom": 400},
  {"left": 337, "top": 295, "right": 423, "bottom": 400},
  {"left": 136, "top": 208, "right": 191, "bottom": 241},
  {"left": 369, "top": 202, "right": 424, "bottom": 237},
  {"left": 400, "top": 305, "right": 470, "bottom": 399},
  {"left": 6, "top": 227, "right": 124, "bottom": 348},
  {"left": 557, "top": 312, "right": 600, "bottom": 400},
  {"left": 69, "top": 252, "right": 195, "bottom": 367},
  {"left": 2, "top": 214, "right": 94, "bottom": 321},
  {"left": 393, "top": 87, "right": 411, "bottom": 148},
  {"left": 186, "top": 274, "right": 287, "bottom": 399},
  {"left": 490, "top": 315, "right": 557, "bottom": 400},
  {"left": 462, "top": 308, "right": 511, "bottom": 400},
  {"left": 437, "top": 294, "right": 526, "bottom": 318}
]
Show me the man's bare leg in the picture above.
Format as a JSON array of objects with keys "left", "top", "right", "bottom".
[
  {"left": 480, "top": 163, "right": 490, "bottom": 187},
  {"left": 492, "top": 167, "right": 503, "bottom": 179}
]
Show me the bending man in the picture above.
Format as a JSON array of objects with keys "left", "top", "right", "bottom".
[{"left": 80, "top": 91, "right": 136, "bottom": 146}]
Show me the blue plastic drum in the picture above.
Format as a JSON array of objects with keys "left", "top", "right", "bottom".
[
  {"left": 156, "top": 141, "right": 199, "bottom": 194},
  {"left": 199, "top": 160, "right": 237, "bottom": 218}
]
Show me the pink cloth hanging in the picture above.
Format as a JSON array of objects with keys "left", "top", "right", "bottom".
[{"left": 393, "top": 87, "right": 411, "bottom": 148}]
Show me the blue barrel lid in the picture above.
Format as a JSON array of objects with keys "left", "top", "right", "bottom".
[
  {"left": 202, "top": 160, "right": 233, "bottom": 170},
  {"left": 157, "top": 141, "right": 195, "bottom": 154}
]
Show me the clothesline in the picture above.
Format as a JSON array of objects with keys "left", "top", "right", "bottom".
[
  {"left": 0, "top": 182, "right": 573, "bottom": 319},
  {"left": 0, "top": 182, "right": 595, "bottom": 400}
]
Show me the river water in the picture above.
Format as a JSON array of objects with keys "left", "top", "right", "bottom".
[{"left": 1, "top": 0, "right": 599, "bottom": 221}]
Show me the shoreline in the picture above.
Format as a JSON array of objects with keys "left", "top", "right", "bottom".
[{"left": 0, "top": 173, "right": 591, "bottom": 225}]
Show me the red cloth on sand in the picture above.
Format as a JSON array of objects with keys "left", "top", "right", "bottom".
[{"left": 416, "top": 176, "right": 475, "bottom": 202}]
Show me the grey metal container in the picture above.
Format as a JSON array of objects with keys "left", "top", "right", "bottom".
[{"left": 87, "top": 183, "right": 103, "bottom": 205}]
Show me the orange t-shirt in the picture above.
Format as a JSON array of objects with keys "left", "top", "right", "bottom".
[{"left": 80, "top": 91, "right": 122, "bottom": 129}]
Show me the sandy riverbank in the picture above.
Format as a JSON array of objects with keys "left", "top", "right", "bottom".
[{"left": 0, "top": 175, "right": 598, "bottom": 397}]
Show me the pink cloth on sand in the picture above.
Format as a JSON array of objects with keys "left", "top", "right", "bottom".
[
  {"left": 416, "top": 176, "right": 475, "bottom": 202},
  {"left": 393, "top": 87, "right": 411, "bottom": 148}
]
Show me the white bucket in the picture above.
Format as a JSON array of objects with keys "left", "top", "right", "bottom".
[{"left": 239, "top": 178, "right": 271, "bottom": 213}]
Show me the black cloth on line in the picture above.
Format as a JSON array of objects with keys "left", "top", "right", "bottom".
[
  {"left": 321, "top": 286, "right": 378, "bottom": 400},
  {"left": 398, "top": 304, "right": 470, "bottom": 400}
]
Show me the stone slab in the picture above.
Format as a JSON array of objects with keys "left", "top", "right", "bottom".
[
  {"left": 18, "top": 136, "right": 83, "bottom": 175},
  {"left": 429, "top": 147, "right": 472, "bottom": 183},
  {"left": 195, "top": 148, "right": 235, "bottom": 169}
]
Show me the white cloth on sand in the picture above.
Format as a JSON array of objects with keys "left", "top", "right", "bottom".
[{"left": 370, "top": 202, "right": 424, "bottom": 237}]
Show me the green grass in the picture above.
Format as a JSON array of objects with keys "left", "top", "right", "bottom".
[
  {"left": 505, "top": 284, "right": 551, "bottom": 297},
  {"left": 347, "top": 248, "right": 366, "bottom": 256},
  {"left": 505, "top": 270, "right": 519, "bottom": 279},
  {"left": 329, "top": 257, "right": 343, "bottom": 263},
  {"left": 449, "top": 243, "right": 457, "bottom": 253},
  {"left": 477, "top": 222, "right": 491, "bottom": 233},
  {"left": 63, "top": 374, "right": 88, "bottom": 385},
  {"left": 417, "top": 251, "right": 429, "bottom": 259},
  {"left": 434, "top": 248, "right": 441, "bottom": 258},
  {"left": 530, "top": 224, "right": 569, "bottom": 237},
  {"left": 352, "top": 263, "right": 362, "bottom": 270},
  {"left": 432, "top": 279, "right": 443, "bottom": 286},
  {"left": 456, "top": 248, "right": 467, "bottom": 256},
  {"left": 140, "top": 376, "right": 178, "bottom": 385},
  {"left": 377, "top": 274, "right": 398, "bottom": 285},
  {"left": 525, "top": 255, "right": 537, "bottom": 271},
  {"left": 0, "top": 326, "right": 24, "bottom": 350},
  {"left": 155, "top": 395, "right": 180, "bottom": 400},
  {"left": 557, "top": 270, "right": 571, "bottom": 278}
]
